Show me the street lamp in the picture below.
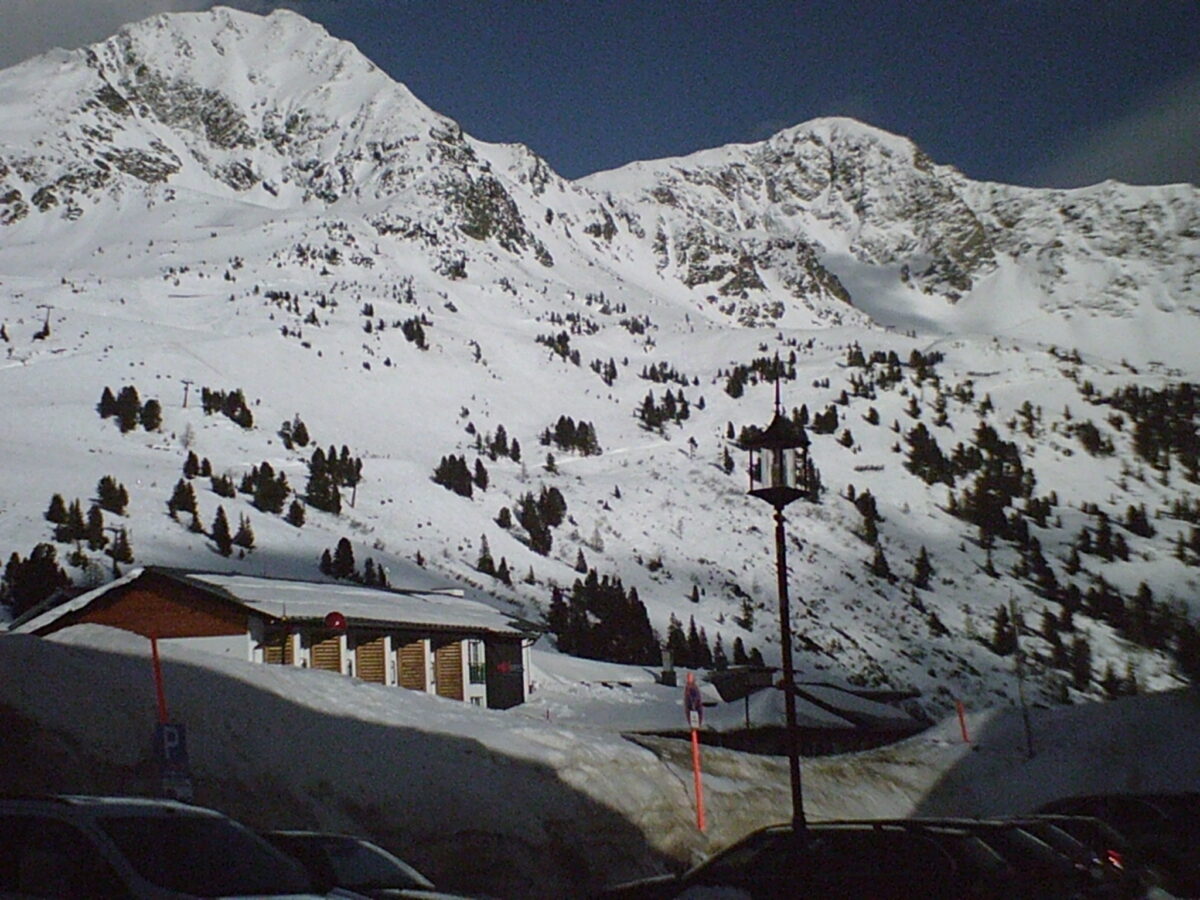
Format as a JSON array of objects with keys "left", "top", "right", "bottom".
[{"left": 740, "top": 367, "right": 819, "bottom": 834}]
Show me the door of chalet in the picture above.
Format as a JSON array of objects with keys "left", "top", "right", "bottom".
[
  {"left": 433, "top": 639, "right": 463, "bottom": 701},
  {"left": 310, "top": 635, "right": 342, "bottom": 673},
  {"left": 396, "top": 639, "right": 426, "bottom": 691},
  {"left": 354, "top": 637, "right": 386, "bottom": 683}
]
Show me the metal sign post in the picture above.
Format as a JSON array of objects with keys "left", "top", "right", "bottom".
[{"left": 149, "top": 636, "right": 193, "bottom": 801}]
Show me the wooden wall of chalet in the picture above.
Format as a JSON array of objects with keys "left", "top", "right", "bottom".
[{"left": 38, "top": 572, "right": 245, "bottom": 639}]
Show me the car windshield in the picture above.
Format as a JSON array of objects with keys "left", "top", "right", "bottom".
[
  {"left": 276, "top": 834, "right": 434, "bottom": 891},
  {"left": 98, "top": 812, "right": 312, "bottom": 896}
]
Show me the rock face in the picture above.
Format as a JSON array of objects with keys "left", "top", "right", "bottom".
[{"left": 0, "top": 6, "right": 1197, "bottom": 338}]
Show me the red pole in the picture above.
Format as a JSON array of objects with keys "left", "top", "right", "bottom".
[
  {"left": 150, "top": 636, "right": 169, "bottom": 724},
  {"left": 956, "top": 699, "right": 970, "bottom": 743},
  {"left": 690, "top": 726, "right": 706, "bottom": 832}
]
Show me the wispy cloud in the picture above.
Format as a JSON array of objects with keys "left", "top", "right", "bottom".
[
  {"left": 1027, "top": 68, "right": 1200, "bottom": 188},
  {"left": 0, "top": 0, "right": 282, "bottom": 70}
]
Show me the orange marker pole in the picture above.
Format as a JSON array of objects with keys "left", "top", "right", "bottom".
[
  {"left": 683, "top": 672, "right": 706, "bottom": 832},
  {"left": 151, "top": 635, "right": 169, "bottom": 724},
  {"left": 956, "top": 699, "right": 970, "bottom": 743}
]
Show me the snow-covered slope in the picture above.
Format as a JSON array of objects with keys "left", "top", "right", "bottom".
[{"left": 2, "top": 6, "right": 1199, "bottom": 727}]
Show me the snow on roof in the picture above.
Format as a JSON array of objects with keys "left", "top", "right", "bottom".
[
  {"left": 704, "top": 683, "right": 859, "bottom": 732},
  {"left": 13, "top": 567, "right": 528, "bottom": 637},
  {"left": 793, "top": 683, "right": 922, "bottom": 725},
  {"left": 189, "top": 571, "right": 525, "bottom": 635}
]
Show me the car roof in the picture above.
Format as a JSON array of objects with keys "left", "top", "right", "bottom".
[{"left": 0, "top": 794, "right": 222, "bottom": 817}]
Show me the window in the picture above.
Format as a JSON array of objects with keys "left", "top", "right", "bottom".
[
  {"left": 4, "top": 815, "right": 125, "bottom": 898},
  {"left": 98, "top": 812, "right": 310, "bottom": 896},
  {"left": 467, "top": 639, "right": 486, "bottom": 684}
]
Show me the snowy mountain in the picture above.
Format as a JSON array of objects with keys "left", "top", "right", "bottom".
[{"left": 2, "top": 6, "right": 1200, "bottom": 726}]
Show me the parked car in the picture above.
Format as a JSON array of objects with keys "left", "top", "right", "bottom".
[
  {"left": 262, "top": 830, "right": 475, "bottom": 899},
  {"left": 1036, "top": 792, "right": 1200, "bottom": 897},
  {"left": 598, "top": 821, "right": 992, "bottom": 899},
  {"left": 898, "top": 817, "right": 1122, "bottom": 899},
  {"left": 833, "top": 816, "right": 1125, "bottom": 899},
  {"left": 1014, "top": 815, "right": 1149, "bottom": 897},
  {"left": 0, "top": 793, "right": 325, "bottom": 898}
]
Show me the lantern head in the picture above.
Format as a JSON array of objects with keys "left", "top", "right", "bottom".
[{"left": 741, "top": 412, "right": 812, "bottom": 509}]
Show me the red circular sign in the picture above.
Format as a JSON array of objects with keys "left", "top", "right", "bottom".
[{"left": 323, "top": 611, "right": 347, "bottom": 631}]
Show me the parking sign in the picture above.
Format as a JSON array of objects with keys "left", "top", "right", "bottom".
[{"left": 154, "top": 722, "right": 193, "bottom": 801}]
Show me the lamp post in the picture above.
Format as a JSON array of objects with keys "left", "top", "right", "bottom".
[{"left": 740, "top": 368, "right": 819, "bottom": 835}]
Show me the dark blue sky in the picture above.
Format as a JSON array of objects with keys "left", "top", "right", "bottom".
[{"left": 5, "top": 0, "right": 1199, "bottom": 187}]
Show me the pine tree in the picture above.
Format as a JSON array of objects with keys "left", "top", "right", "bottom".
[
  {"left": 869, "top": 545, "right": 892, "bottom": 581},
  {"left": 1070, "top": 635, "right": 1092, "bottom": 690},
  {"left": 307, "top": 448, "right": 342, "bottom": 514},
  {"left": 473, "top": 458, "right": 489, "bottom": 491},
  {"left": 168, "top": 479, "right": 197, "bottom": 519},
  {"left": 115, "top": 385, "right": 141, "bottom": 433},
  {"left": 991, "top": 605, "right": 1016, "bottom": 655},
  {"left": 332, "top": 537, "right": 356, "bottom": 579},
  {"left": 538, "top": 485, "right": 567, "bottom": 527},
  {"left": 109, "top": 527, "right": 134, "bottom": 565},
  {"left": 183, "top": 451, "right": 200, "bottom": 479},
  {"left": 574, "top": 548, "right": 588, "bottom": 573},
  {"left": 292, "top": 416, "right": 310, "bottom": 447},
  {"left": 85, "top": 505, "right": 107, "bottom": 550},
  {"left": 713, "top": 633, "right": 729, "bottom": 670},
  {"left": 55, "top": 499, "right": 86, "bottom": 543},
  {"left": 286, "top": 499, "right": 306, "bottom": 528},
  {"left": 45, "top": 493, "right": 68, "bottom": 525},
  {"left": 96, "top": 476, "right": 129, "bottom": 515},
  {"left": 476, "top": 535, "right": 495, "bottom": 575},
  {"left": 496, "top": 557, "right": 512, "bottom": 586},
  {"left": 212, "top": 506, "right": 233, "bottom": 556},
  {"left": 686, "top": 616, "right": 704, "bottom": 668},
  {"left": 97, "top": 386, "right": 117, "bottom": 419},
  {"left": 732, "top": 636, "right": 749, "bottom": 666},
  {"left": 859, "top": 513, "right": 879, "bottom": 546},
  {"left": 0, "top": 544, "right": 71, "bottom": 616},
  {"left": 698, "top": 626, "right": 713, "bottom": 668},
  {"left": 547, "top": 587, "right": 570, "bottom": 651},
  {"left": 233, "top": 514, "right": 255, "bottom": 550},
  {"left": 319, "top": 548, "right": 333, "bottom": 576},
  {"left": 666, "top": 614, "right": 688, "bottom": 667},
  {"left": 140, "top": 398, "right": 162, "bottom": 431},
  {"left": 911, "top": 546, "right": 934, "bottom": 589}
]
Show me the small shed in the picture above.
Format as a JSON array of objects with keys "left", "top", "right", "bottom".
[{"left": 13, "top": 566, "right": 535, "bottom": 709}]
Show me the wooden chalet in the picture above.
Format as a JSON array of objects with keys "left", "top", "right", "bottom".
[{"left": 13, "top": 566, "right": 534, "bottom": 710}]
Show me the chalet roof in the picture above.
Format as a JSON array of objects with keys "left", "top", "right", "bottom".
[{"left": 13, "top": 566, "right": 530, "bottom": 638}]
